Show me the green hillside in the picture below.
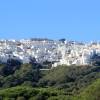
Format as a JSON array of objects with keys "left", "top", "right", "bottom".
[
  {"left": 0, "top": 79, "right": 100, "bottom": 100},
  {"left": 0, "top": 62, "right": 100, "bottom": 100},
  {"left": 76, "top": 79, "right": 100, "bottom": 100},
  {"left": 39, "top": 65, "right": 100, "bottom": 94},
  {"left": 0, "top": 86, "right": 69, "bottom": 100}
]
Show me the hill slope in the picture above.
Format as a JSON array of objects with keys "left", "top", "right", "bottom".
[
  {"left": 39, "top": 65, "right": 100, "bottom": 94},
  {"left": 75, "top": 79, "right": 100, "bottom": 100}
]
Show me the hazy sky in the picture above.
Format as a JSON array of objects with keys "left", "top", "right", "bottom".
[{"left": 0, "top": 0, "right": 100, "bottom": 41}]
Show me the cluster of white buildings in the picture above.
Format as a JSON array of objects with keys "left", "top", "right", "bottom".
[{"left": 0, "top": 39, "right": 100, "bottom": 67}]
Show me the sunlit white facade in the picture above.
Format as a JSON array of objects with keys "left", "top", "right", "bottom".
[{"left": 0, "top": 39, "right": 99, "bottom": 67}]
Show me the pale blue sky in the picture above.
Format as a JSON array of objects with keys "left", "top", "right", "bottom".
[{"left": 0, "top": 0, "right": 100, "bottom": 41}]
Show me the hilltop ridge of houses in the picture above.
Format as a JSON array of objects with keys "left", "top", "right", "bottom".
[{"left": 0, "top": 38, "right": 100, "bottom": 67}]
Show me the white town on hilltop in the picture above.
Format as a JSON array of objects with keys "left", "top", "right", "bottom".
[{"left": 0, "top": 38, "right": 100, "bottom": 67}]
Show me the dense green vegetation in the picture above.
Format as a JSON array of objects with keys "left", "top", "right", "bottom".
[
  {"left": 39, "top": 65, "right": 100, "bottom": 94},
  {"left": 0, "top": 86, "right": 68, "bottom": 100},
  {"left": 0, "top": 59, "right": 100, "bottom": 100},
  {"left": 0, "top": 79, "right": 100, "bottom": 100},
  {"left": 74, "top": 79, "right": 100, "bottom": 100}
]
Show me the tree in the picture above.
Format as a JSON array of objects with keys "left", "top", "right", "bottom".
[{"left": 59, "top": 38, "right": 66, "bottom": 43}]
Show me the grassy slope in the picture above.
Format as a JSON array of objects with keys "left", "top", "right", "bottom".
[{"left": 75, "top": 79, "right": 100, "bottom": 100}]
